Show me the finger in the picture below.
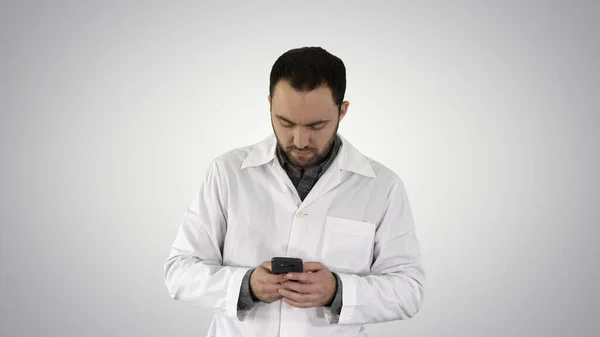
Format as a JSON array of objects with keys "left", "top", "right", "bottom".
[
  {"left": 303, "top": 261, "right": 326, "bottom": 272},
  {"left": 279, "top": 288, "right": 320, "bottom": 303},
  {"left": 281, "top": 280, "right": 316, "bottom": 294},
  {"left": 262, "top": 283, "right": 286, "bottom": 294},
  {"left": 285, "top": 272, "right": 312, "bottom": 283},
  {"left": 264, "top": 273, "right": 287, "bottom": 284},
  {"left": 282, "top": 296, "right": 319, "bottom": 309}
]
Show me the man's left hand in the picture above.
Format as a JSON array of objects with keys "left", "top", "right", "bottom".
[{"left": 278, "top": 262, "right": 337, "bottom": 308}]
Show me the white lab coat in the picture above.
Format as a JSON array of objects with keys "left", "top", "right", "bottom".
[{"left": 164, "top": 134, "right": 425, "bottom": 337}]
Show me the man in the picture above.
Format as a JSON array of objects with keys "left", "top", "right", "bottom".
[{"left": 164, "top": 46, "right": 425, "bottom": 337}]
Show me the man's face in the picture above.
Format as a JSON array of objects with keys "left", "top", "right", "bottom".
[{"left": 269, "top": 80, "right": 349, "bottom": 168}]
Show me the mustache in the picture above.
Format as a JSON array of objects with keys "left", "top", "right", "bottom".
[{"left": 286, "top": 146, "right": 316, "bottom": 152}]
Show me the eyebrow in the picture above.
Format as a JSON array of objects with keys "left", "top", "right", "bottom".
[{"left": 276, "top": 114, "right": 330, "bottom": 127}]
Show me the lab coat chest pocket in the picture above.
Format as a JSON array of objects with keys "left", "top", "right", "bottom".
[{"left": 320, "top": 216, "right": 376, "bottom": 274}]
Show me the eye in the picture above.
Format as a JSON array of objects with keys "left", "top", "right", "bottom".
[
  {"left": 280, "top": 120, "right": 293, "bottom": 128},
  {"left": 309, "top": 124, "right": 325, "bottom": 131}
]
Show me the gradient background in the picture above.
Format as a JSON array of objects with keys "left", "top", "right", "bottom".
[{"left": 1, "top": 1, "right": 599, "bottom": 336}]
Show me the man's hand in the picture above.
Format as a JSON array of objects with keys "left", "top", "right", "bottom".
[
  {"left": 249, "top": 261, "right": 287, "bottom": 303},
  {"left": 278, "top": 262, "right": 337, "bottom": 308}
]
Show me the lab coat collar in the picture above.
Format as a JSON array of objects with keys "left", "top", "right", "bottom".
[{"left": 241, "top": 134, "right": 376, "bottom": 178}]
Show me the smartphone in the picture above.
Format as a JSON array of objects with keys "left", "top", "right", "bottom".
[{"left": 271, "top": 257, "right": 303, "bottom": 274}]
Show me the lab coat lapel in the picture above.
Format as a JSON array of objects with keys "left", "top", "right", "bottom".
[
  {"left": 272, "top": 154, "right": 303, "bottom": 204},
  {"left": 242, "top": 134, "right": 374, "bottom": 208},
  {"left": 299, "top": 135, "right": 376, "bottom": 208}
]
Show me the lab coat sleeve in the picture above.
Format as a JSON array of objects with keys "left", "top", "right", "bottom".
[
  {"left": 164, "top": 159, "right": 250, "bottom": 320},
  {"left": 326, "top": 178, "right": 425, "bottom": 325}
]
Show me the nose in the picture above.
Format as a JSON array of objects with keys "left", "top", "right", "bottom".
[{"left": 293, "top": 127, "right": 310, "bottom": 149}]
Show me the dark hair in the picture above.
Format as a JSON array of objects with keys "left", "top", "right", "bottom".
[{"left": 269, "top": 46, "right": 346, "bottom": 109}]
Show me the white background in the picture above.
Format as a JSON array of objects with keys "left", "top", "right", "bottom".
[{"left": 1, "top": 1, "right": 599, "bottom": 336}]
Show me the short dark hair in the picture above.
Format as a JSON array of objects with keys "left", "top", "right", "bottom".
[{"left": 269, "top": 46, "right": 346, "bottom": 108}]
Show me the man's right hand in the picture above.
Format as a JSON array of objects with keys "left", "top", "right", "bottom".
[{"left": 250, "top": 261, "right": 287, "bottom": 303}]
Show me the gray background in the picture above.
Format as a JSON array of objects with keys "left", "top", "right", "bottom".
[{"left": 1, "top": 1, "right": 599, "bottom": 336}]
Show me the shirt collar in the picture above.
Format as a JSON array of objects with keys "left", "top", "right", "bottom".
[{"left": 241, "top": 133, "right": 376, "bottom": 178}]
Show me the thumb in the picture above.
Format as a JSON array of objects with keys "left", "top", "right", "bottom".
[
  {"left": 261, "top": 261, "right": 273, "bottom": 272},
  {"left": 303, "top": 261, "right": 325, "bottom": 272}
]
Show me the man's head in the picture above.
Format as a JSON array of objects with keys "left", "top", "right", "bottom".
[{"left": 268, "top": 47, "right": 349, "bottom": 168}]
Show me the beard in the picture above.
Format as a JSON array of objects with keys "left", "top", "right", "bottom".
[{"left": 272, "top": 119, "right": 339, "bottom": 169}]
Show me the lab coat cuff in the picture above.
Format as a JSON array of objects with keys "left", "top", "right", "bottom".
[
  {"left": 226, "top": 267, "right": 252, "bottom": 321},
  {"left": 330, "top": 273, "right": 357, "bottom": 325}
]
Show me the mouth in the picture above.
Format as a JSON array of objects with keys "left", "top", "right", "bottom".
[{"left": 292, "top": 149, "right": 313, "bottom": 157}]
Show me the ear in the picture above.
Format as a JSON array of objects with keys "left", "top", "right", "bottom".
[
  {"left": 268, "top": 95, "right": 272, "bottom": 112},
  {"left": 338, "top": 101, "right": 350, "bottom": 121}
]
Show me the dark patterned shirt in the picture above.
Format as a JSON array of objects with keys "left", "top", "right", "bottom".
[{"left": 276, "top": 135, "right": 342, "bottom": 200}]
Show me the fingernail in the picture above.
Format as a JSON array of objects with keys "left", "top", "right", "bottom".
[{"left": 287, "top": 273, "right": 294, "bottom": 279}]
